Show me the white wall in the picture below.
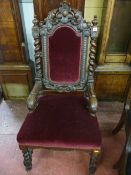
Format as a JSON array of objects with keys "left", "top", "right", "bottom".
[{"left": 19, "top": 0, "right": 34, "bottom": 62}]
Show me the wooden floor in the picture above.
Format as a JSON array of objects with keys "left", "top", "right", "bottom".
[{"left": 0, "top": 99, "right": 125, "bottom": 175}]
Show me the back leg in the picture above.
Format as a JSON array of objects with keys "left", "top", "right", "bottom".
[{"left": 112, "top": 109, "right": 125, "bottom": 134}]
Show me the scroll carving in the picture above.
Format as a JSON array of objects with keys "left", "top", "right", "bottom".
[
  {"left": 27, "top": 81, "right": 42, "bottom": 110},
  {"left": 40, "top": 1, "right": 90, "bottom": 34}
]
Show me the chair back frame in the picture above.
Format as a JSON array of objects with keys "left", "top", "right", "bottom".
[{"left": 32, "top": 1, "right": 98, "bottom": 92}]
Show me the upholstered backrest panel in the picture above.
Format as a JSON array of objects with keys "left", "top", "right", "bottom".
[{"left": 48, "top": 26, "right": 82, "bottom": 84}]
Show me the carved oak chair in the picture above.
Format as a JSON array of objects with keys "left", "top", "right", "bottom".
[{"left": 17, "top": 2, "right": 101, "bottom": 174}]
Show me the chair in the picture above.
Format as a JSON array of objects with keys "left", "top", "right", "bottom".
[
  {"left": 17, "top": 2, "right": 101, "bottom": 174},
  {"left": 113, "top": 78, "right": 131, "bottom": 175}
]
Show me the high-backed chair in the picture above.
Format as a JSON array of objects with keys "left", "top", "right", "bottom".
[{"left": 17, "top": 2, "right": 101, "bottom": 174}]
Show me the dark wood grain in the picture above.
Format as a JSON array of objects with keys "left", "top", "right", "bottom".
[
  {"left": 0, "top": 0, "right": 26, "bottom": 63},
  {"left": 0, "top": 0, "right": 32, "bottom": 99}
]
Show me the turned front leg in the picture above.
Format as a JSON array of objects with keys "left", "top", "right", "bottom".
[
  {"left": 89, "top": 149, "right": 100, "bottom": 175},
  {"left": 22, "top": 148, "right": 33, "bottom": 171}
]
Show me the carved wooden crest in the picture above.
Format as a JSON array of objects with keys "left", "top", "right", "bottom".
[{"left": 40, "top": 1, "right": 91, "bottom": 35}]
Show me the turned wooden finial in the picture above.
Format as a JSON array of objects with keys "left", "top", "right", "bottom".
[
  {"left": 92, "top": 15, "right": 98, "bottom": 26},
  {"left": 60, "top": 0, "right": 70, "bottom": 6},
  {"left": 63, "top": 0, "right": 70, "bottom": 5}
]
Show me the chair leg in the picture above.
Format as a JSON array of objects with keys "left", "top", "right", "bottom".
[
  {"left": 22, "top": 148, "right": 33, "bottom": 171},
  {"left": 112, "top": 109, "right": 125, "bottom": 135},
  {"left": 89, "top": 150, "right": 100, "bottom": 175}
]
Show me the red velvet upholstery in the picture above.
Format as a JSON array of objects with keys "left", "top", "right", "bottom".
[
  {"left": 48, "top": 26, "right": 82, "bottom": 84},
  {"left": 17, "top": 95, "right": 101, "bottom": 150}
]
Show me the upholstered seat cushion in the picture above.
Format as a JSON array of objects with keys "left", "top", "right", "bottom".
[{"left": 17, "top": 95, "right": 101, "bottom": 150}]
